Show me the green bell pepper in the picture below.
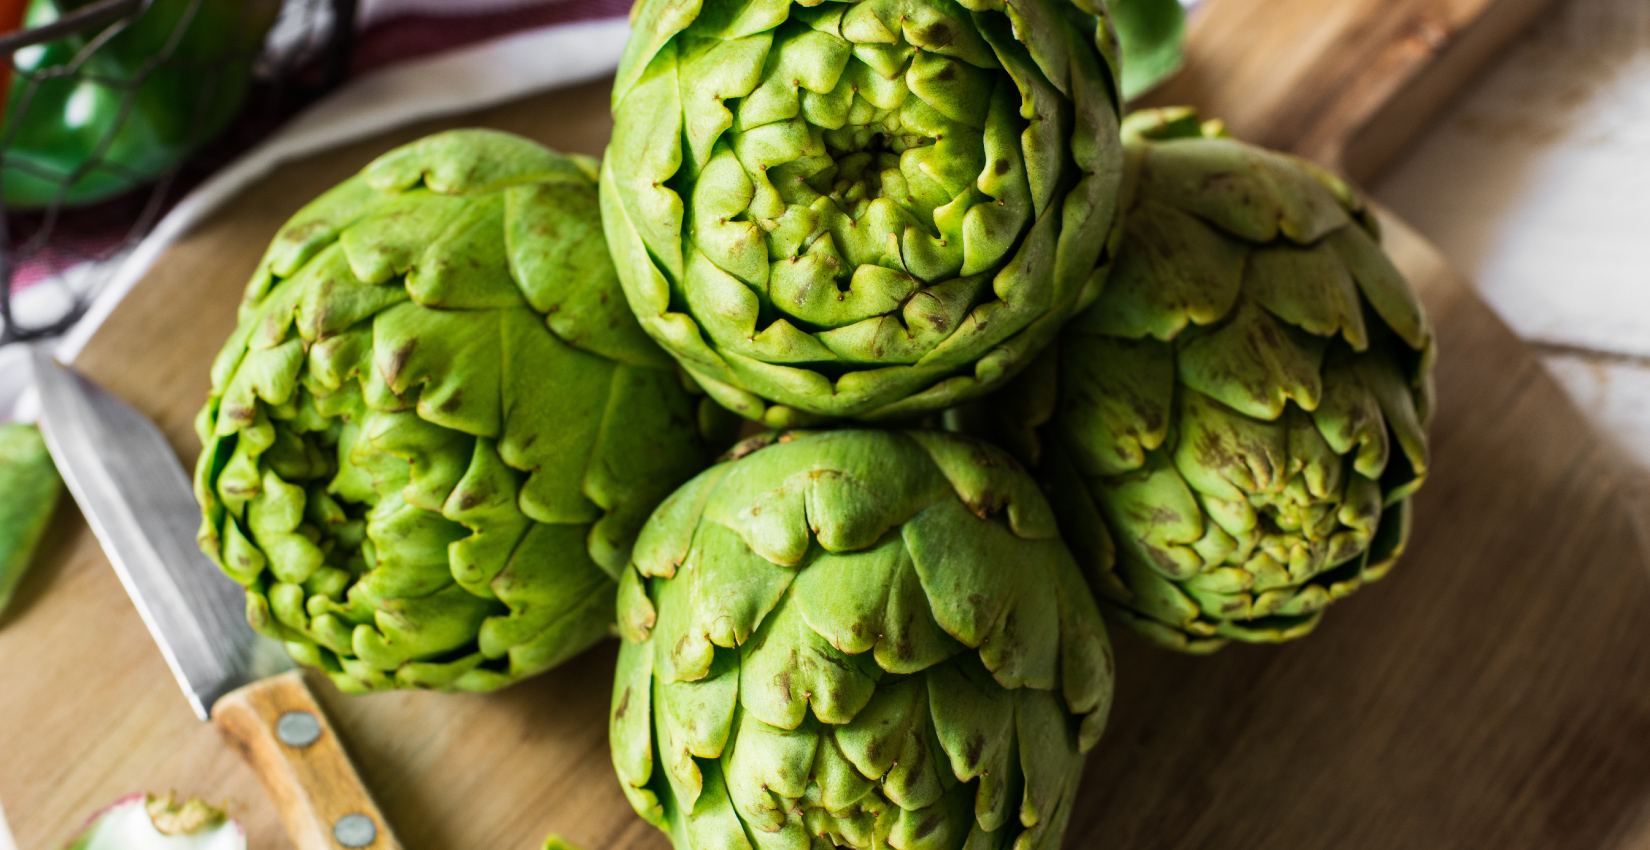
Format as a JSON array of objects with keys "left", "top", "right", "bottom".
[{"left": 3, "top": 0, "right": 279, "bottom": 209}]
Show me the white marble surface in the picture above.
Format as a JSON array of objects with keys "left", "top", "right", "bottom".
[{"left": 1376, "top": 0, "right": 1650, "bottom": 468}]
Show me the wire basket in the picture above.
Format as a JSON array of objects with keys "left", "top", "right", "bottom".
[{"left": 0, "top": 0, "right": 357, "bottom": 345}]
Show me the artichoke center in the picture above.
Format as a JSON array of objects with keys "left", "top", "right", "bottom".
[
  {"left": 666, "top": 7, "right": 1030, "bottom": 342},
  {"left": 810, "top": 130, "right": 933, "bottom": 223}
]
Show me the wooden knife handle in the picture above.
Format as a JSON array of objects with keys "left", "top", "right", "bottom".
[{"left": 212, "top": 671, "right": 403, "bottom": 850}]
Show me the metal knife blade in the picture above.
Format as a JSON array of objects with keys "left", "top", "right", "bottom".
[
  {"left": 29, "top": 350, "right": 292, "bottom": 720},
  {"left": 30, "top": 351, "right": 402, "bottom": 850}
]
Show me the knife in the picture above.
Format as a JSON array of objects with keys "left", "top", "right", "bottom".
[{"left": 29, "top": 351, "right": 402, "bottom": 850}]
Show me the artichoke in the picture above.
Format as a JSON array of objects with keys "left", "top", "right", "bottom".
[
  {"left": 0, "top": 422, "right": 62, "bottom": 620},
  {"left": 601, "top": 0, "right": 1127, "bottom": 427},
  {"left": 975, "top": 108, "right": 1433, "bottom": 652},
  {"left": 195, "top": 129, "right": 729, "bottom": 692},
  {"left": 610, "top": 430, "right": 1114, "bottom": 850}
]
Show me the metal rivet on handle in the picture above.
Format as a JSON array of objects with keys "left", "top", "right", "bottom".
[
  {"left": 334, "top": 813, "right": 378, "bottom": 848},
  {"left": 275, "top": 711, "right": 322, "bottom": 748}
]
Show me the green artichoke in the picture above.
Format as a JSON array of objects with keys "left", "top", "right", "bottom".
[
  {"left": 195, "top": 129, "right": 729, "bottom": 693},
  {"left": 0, "top": 422, "right": 62, "bottom": 620},
  {"left": 611, "top": 430, "right": 1114, "bottom": 850},
  {"left": 974, "top": 108, "right": 1434, "bottom": 653},
  {"left": 601, "top": 0, "right": 1127, "bottom": 427}
]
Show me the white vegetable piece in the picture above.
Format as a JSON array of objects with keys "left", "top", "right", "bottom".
[{"left": 66, "top": 794, "right": 243, "bottom": 850}]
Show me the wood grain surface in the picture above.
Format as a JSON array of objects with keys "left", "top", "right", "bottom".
[
  {"left": 1148, "top": 0, "right": 1566, "bottom": 181},
  {"left": 6, "top": 0, "right": 1650, "bottom": 848}
]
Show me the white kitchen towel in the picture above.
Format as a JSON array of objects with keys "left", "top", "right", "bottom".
[{"left": 359, "top": 0, "right": 565, "bottom": 26}]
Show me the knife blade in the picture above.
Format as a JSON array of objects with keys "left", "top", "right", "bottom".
[
  {"left": 30, "top": 351, "right": 402, "bottom": 850},
  {"left": 29, "top": 350, "right": 286, "bottom": 717}
]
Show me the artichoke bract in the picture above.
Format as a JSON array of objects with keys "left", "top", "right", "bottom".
[
  {"left": 0, "top": 423, "right": 62, "bottom": 620},
  {"left": 980, "top": 108, "right": 1434, "bottom": 653},
  {"left": 611, "top": 430, "right": 1114, "bottom": 850},
  {"left": 602, "top": 0, "right": 1126, "bottom": 427},
  {"left": 195, "top": 129, "right": 727, "bottom": 693}
]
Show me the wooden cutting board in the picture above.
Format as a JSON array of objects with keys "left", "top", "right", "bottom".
[{"left": 9, "top": 0, "right": 1644, "bottom": 847}]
